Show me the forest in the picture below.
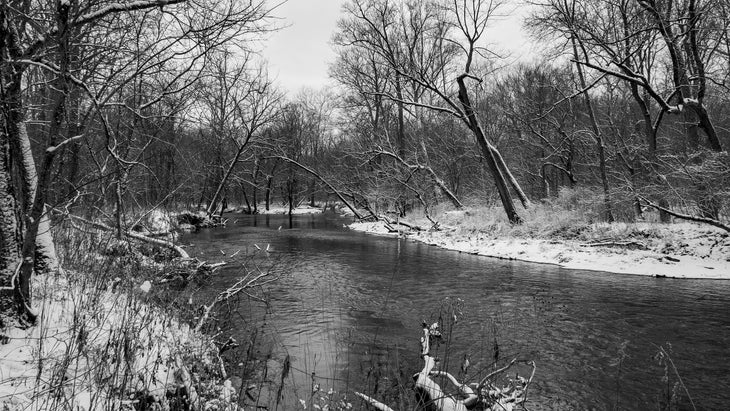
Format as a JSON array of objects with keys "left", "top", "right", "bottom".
[{"left": 1, "top": 0, "right": 729, "bottom": 409}]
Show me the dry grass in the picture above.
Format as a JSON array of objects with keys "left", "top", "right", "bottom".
[
  {"left": 0, "top": 227, "right": 236, "bottom": 411},
  {"left": 407, "top": 187, "right": 728, "bottom": 251}
]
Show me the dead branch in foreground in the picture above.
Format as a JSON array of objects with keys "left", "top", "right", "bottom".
[
  {"left": 194, "top": 268, "right": 276, "bottom": 333},
  {"left": 356, "top": 322, "right": 535, "bottom": 411}
]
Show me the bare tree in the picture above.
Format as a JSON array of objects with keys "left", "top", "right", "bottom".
[
  {"left": 200, "top": 50, "right": 280, "bottom": 218},
  {"left": 530, "top": 0, "right": 729, "bottom": 221},
  {"left": 336, "top": 0, "right": 529, "bottom": 223},
  {"left": 0, "top": 0, "right": 274, "bottom": 322}
]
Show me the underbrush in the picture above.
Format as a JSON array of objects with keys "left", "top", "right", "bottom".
[
  {"left": 0, "top": 225, "right": 241, "bottom": 410},
  {"left": 408, "top": 187, "right": 726, "bottom": 245}
]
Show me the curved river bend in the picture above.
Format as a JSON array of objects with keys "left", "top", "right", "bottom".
[{"left": 182, "top": 212, "right": 730, "bottom": 410}]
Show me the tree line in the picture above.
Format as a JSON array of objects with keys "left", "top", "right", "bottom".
[{"left": 2, "top": 0, "right": 729, "bottom": 321}]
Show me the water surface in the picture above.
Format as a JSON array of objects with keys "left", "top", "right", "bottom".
[{"left": 182, "top": 212, "right": 730, "bottom": 409}]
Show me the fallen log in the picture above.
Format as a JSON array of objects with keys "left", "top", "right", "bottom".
[
  {"left": 63, "top": 212, "right": 190, "bottom": 259},
  {"left": 580, "top": 240, "right": 647, "bottom": 250}
]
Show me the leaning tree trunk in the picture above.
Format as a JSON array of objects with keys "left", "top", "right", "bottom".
[
  {"left": 456, "top": 74, "right": 522, "bottom": 224},
  {"left": 273, "top": 156, "right": 364, "bottom": 219},
  {"left": 492, "top": 147, "right": 530, "bottom": 209}
]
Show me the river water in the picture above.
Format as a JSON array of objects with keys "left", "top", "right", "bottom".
[{"left": 182, "top": 212, "right": 730, "bottom": 410}]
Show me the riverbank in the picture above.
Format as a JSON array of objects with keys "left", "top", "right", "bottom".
[
  {"left": 350, "top": 210, "right": 730, "bottom": 279},
  {"left": 0, "top": 271, "right": 236, "bottom": 410},
  {"left": 254, "top": 204, "right": 325, "bottom": 215}
]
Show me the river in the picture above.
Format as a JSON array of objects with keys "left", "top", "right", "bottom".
[{"left": 182, "top": 212, "right": 730, "bottom": 410}]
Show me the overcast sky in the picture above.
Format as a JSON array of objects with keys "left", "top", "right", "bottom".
[
  {"left": 263, "top": 0, "right": 342, "bottom": 93},
  {"left": 262, "top": 0, "right": 534, "bottom": 94}
]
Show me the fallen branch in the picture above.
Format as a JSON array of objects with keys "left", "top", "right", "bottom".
[
  {"left": 63, "top": 212, "right": 190, "bottom": 259},
  {"left": 359, "top": 322, "right": 535, "bottom": 411},
  {"left": 194, "top": 269, "right": 275, "bottom": 333},
  {"left": 380, "top": 214, "right": 425, "bottom": 232},
  {"left": 580, "top": 240, "right": 647, "bottom": 249},
  {"left": 477, "top": 358, "right": 517, "bottom": 390},
  {"left": 268, "top": 155, "right": 365, "bottom": 219},
  {"left": 354, "top": 392, "right": 395, "bottom": 411},
  {"left": 413, "top": 324, "right": 476, "bottom": 411},
  {"left": 639, "top": 196, "right": 730, "bottom": 232}
]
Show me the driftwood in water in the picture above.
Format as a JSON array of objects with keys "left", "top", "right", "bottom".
[{"left": 356, "top": 323, "right": 535, "bottom": 411}]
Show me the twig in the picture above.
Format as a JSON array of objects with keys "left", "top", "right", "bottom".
[
  {"left": 477, "top": 358, "right": 517, "bottom": 390},
  {"left": 520, "top": 361, "right": 537, "bottom": 407},
  {"left": 194, "top": 270, "right": 273, "bottom": 332},
  {"left": 354, "top": 392, "right": 396, "bottom": 411}
]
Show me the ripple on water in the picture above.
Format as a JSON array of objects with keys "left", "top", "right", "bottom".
[{"left": 183, "top": 213, "right": 730, "bottom": 409}]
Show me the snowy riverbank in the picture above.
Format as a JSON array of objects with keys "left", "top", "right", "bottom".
[
  {"left": 350, "top": 219, "right": 730, "bottom": 279},
  {"left": 0, "top": 273, "right": 236, "bottom": 410}
]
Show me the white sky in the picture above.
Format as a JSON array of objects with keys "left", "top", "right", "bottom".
[
  {"left": 264, "top": 0, "right": 343, "bottom": 93},
  {"left": 262, "top": 0, "right": 534, "bottom": 94}
]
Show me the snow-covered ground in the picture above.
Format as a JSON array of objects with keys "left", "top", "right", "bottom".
[
  {"left": 258, "top": 204, "right": 324, "bottom": 215},
  {"left": 0, "top": 274, "right": 235, "bottom": 410},
  {"left": 350, "top": 220, "right": 730, "bottom": 279},
  {"left": 230, "top": 204, "right": 326, "bottom": 215}
]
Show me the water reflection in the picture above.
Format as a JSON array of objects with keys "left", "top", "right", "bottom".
[{"left": 183, "top": 213, "right": 730, "bottom": 409}]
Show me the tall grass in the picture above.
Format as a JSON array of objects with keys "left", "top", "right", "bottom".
[{"left": 0, "top": 223, "right": 237, "bottom": 410}]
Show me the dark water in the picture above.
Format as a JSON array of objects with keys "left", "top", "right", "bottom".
[{"left": 182, "top": 212, "right": 730, "bottom": 410}]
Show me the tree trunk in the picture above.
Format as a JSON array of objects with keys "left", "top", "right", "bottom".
[
  {"left": 456, "top": 75, "right": 521, "bottom": 224},
  {"left": 4, "top": 68, "right": 61, "bottom": 319},
  {"left": 17, "top": 9, "right": 73, "bottom": 317},
  {"left": 265, "top": 176, "right": 273, "bottom": 211},
  {"left": 273, "top": 156, "right": 365, "bottom": 219},
  {"left": 492, "top": 147, "right": 530, "bottom": 209},
  {"left": 206, "top": 145, "right": 247, "bottom": 218},
  {"left": 395, "top": 73, "right": 406, "bottom": 156},
  {"left": 63, "top": 88, "right": 81, "bottom": 204},
  {"left": 0, "top": 118, "right": 21, "bottom": 315},
  {"left": 11, "top": 118, "right": 59, "bottom": 274},
  {"left": 265, "top": 160, "right": 278, "bottom": 211},
  {"left": 572, "top": 38, "right": 614, "bottom": 223},
  {"left": 252, "top": 159, "right": 260, "bottom": 214},
  {"left": 309, "top": 178, "right": 316, "bottom": 207},
  {"left": 424, "top": 166, "right": 463, "bottom": 209},
  {"left": 242, "top": 183, "right": 251, "bottom": 214}
]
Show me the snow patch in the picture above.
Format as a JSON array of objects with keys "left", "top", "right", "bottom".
[{"left": 0, "top": 274, "right": 224, "bottom": 409}]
